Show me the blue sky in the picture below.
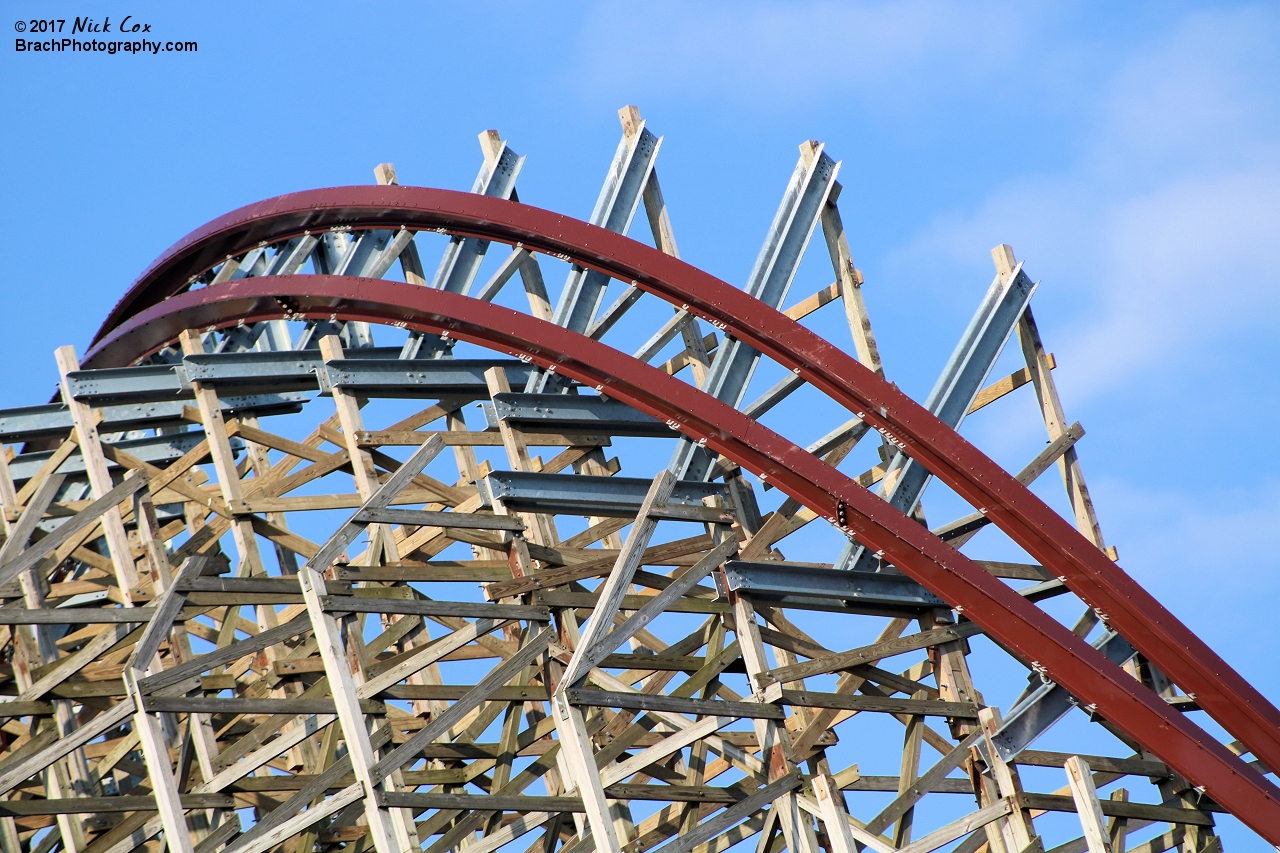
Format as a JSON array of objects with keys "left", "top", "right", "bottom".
[{"left": 3, "top": 2, "right": 1279, "bottom": 848}]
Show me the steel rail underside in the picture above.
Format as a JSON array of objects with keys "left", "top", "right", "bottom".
[{"left": 80, "top": 189, "right": 1280, "bottom": 840}]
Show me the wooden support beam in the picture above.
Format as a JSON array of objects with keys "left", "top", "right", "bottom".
[
  {"left": 762, "top": 623, "right": 983, "bottom": 685},
  {"left": 123, "top": 670, "right": 196, "bottom": 853},
  {"left": 559, "top": 471, "right": 675, "bottom": 687},
  {"left": 298, "top": 565, "right": 409, "bottom": 853},
  {"left": 178, "top": 330, "right": 267, "bottom": 582},
  {"left": 317, "top": 335, "right": 400, "bottom": 565},
  {"left": 1064, "top": 756, "right": 1116, "bottom": 853},
  {"left": 57, "top": 346, "right": 143, "bottom": 600}
]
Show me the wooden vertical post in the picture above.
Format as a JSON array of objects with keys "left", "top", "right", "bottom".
[
  {"left": 125, "top": 567, "right": 206, "bottom": 853},
  {"left": 638, "top": 153, "right": 710, "bottom": 388},
  {"left": 0, "top": 448, "right": 16, "bottom": 537},
  {"left": 894, "top": 688, "right": 926, "bottom": 846},
  {"left": 238, "top": 414, "right": 301, "bottom": 574},
  {"left": 1107, "top": 788, "right": 1130, "bottom": 853},
  {"left": 299, "top": 565, "right": 413, "bottom": 853},
  {"left": 177, "top": 331, "right": 268, "bottom": 583},
  {"left": 126, "top": 674, "right": 197, "bottom": 853},
  {"left": 731, "top": 591, "right": 819, "bottom": 853},
  {"left": 135, "top": 494, "right": 221, "bottom": 829},
  {"left": 979, "top": 707, "right": 1041, "bottom": 852},
  {"left": 484, "top": 366, "right": 559, "bottom": 546},
  {"left": 13, "top": 563, "right": 91, "bottom": 853},
  {"left": 54, "top": 345, "right": 143, "bottom": 602},
  {"left": 820, "top": 196, "right": 884, "bottom": 377},
  {"left": 553, "top": 692, "right": 626, "bottom": 853},
  {"left": 318, "top": 334, "right": 401, "bottom": 564},
  {"left": 1064, "top": 755, "right": 1114, "bottom": 853},
  {"left": 0, "top": 451, "right": 23, "bottom": 853},
  {"left": 993, "top": 246, "right": 1109, "bottom": 560},
  {"left": 374, "top": 161, "right": 427, "bottom": 285},
  {"left": 812, "top": 772, "right": 859, "bottom": 853}
]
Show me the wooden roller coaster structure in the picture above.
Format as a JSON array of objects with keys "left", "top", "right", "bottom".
[{"left": 0, "top": 108, "right": 1275, "bottom": 853}]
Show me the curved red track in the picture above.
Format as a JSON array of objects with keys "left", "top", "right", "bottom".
[{"left": 84, "top": 190, "right": 1280, "bottom": 839}]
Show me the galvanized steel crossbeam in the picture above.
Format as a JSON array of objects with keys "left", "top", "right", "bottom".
[
  {"left": 90, "top": 273, "right": 1280, "bottom": 842},
  {"left": 837, "top": 261, "right": 1038, "bottom": 573}
]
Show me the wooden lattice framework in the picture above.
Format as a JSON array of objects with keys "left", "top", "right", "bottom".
[{"left": 0, "top": 107, "right": 1270, "bottom": 853}]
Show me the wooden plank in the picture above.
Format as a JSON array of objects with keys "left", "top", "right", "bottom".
[
  {"left": 0, "top": 608, "right": 156, "bottom": 625},
  {"left": 648, "top": 772, "right": 802, "bottom": 853},
  {"left": 660, "top": 335, "right": 718, "bottom": 377},
  {"left": 589, "top": 536, "right": 740, "bottom": 679},
  {"left": 819, "top": 201, "right": 883, "bottom": 377},
  {"left": 335, "top": 562, "right": 511, "bottom": 583},
  {"left": 369, "top": 626, "right": 554, "bottom": 784},
  {"left": 976, "top": 560, "right": 1053, "bottom": 581},
  {"left": 144, "top": 697, "right": 384, "bottom": 714},
  {"left": 356, "top": 430, "right": 610, "bottom": 448},
  {"left": 0, "top": 700, "right": 56, "bottom": 717},
  {"left": 357, "top": 618, "right": 511, "bottom": 700},
  {"left": 380, "top": 685, "right": 551, "bottom": 702},
  {"left": 560, "top": 471, "right": 675, "bottom": 687},
  {"left": 12, "top": 437, "right": 77, "bottom": 504},
  {"left": 566, "top": 688, "right": 785, "bottom": 720},
  {"left": 356, "top": 507, "right": 525, "bottom": 531},
  {"left": 777, "top": 690, "right": 978, "bottom": 718},
  {"left": 320, "top": 595, "right": 549, "bottom": 621},
  {"left": 138, "top": 613, "right": 311, "bottom": 693},
  {"left": 0, "top": 794, "right": 234, "bottom": 815},
  {"left": 179, "top": 577, "right": 299, "bottom": 594},
  {"left": 304, "top": 434, "right": 447, "bottom": 573},
  {"left": 1065, "top": 755, "right": 1114, "bottom": 853},
  {"left": 0, "top": 471, "right": 150, "bottom": 589},
  {"left": 195, "top": 714, "right": 338, "bottom": 795},
  {"left": 843, "top": 776, "right": 973, "bottom": 794},
  {"left": 599, "top": 716, "right": 737, "bottom": 788},
  {"left": 247, "top": 514, "right": 321, "bottom": 559},
  {"left": 978, "top": 706, "right": 1039, "bottom": 850},
  {"left": 486, "top": 534, "right": 714, "bottom": 598},
  {"left": 226, "top": 487, "right": 442, "bottom": 514},
  {"left": 762, "top": 623, "right": 983, "bottom": 685},
  {"left": 896, "top": 800, "right": 1013, "bottom": 853},
  {"left": 378, "top": 791, "right": 585, "bottom": 813},
  {"left": 1019, "top": 793, "right": 1215, "bottom": 826},
  {"left": 863, "top": 729, "right": 984, "bottom": 837},
  {"left": 225, "top": 781, "right": 364, "bottom": 853},
  {"left": 605, "top": 785, "right": 750, "bottom": 803},
  {"left": 1014, "top": 751, "right": 1166, "bottom": 778},
  {"left": 997, "top": 246, "right": 1111, "bottom": 568},
  {"left": 783, "top": 282, "right": 841, "bottom": 322},
  {"left": 18, "top": 623, "right": 131, "bottom": 703},
  {"left": 55, "top": 346, "right": 143, "bottom": 599},
  {"left": 0, "top": 701, "right": 133, "bottom": 795},
  {"left": 228, "top": 420, "right": 331, "bottom": 464},
  {"left": 0, "top": 471, "right": 66, "bottom": 566},
  {"left": 127, "top": 556, "right": 205, "bottom": 669},
  {"left": 535, "top": 592, "right": 731, "bottom": 615},
  {"left": 967, "top": 355, "right": 1056, "bottom": 415}
]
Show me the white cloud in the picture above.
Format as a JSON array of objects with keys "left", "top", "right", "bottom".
[
  {"left": 896, "top": 164, "right": 1280, "bottom": 401},
  {"left": 886, "top": 5, "right": 1280, "bottom": 400}
]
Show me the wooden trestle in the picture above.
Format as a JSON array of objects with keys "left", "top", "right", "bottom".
[{"left": 0, "top": 107, "right": 1252, "bottom": 853}]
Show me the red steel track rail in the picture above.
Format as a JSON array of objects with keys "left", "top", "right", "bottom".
[
  {"left": 81, "top": 189, "right": 1280, "bottom": 837},
  {"left": 91, "top": 276, "right": 1280, "bottom": 840}
]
